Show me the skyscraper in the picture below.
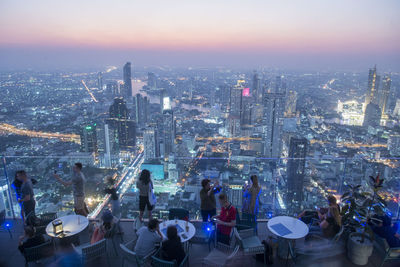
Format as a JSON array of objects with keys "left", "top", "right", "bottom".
[
  {"left": 162, "top": 109, "right": 175, "bottom": 159},
  {"left": 97, "top": 72, "right": 103, "bottom": 91},
  {"left": 252, "top": 72, "right": 262, "bottom": 103},
  {"left": 106, "top": 82, "right": 119, "bottom": 95},
  {"left": 287, "top": 137, "right": 308, "bottom": 206},
  {"left": 263, "top": 92, "right": 285, "bottom": 158},
  {"left": 97, "top": 123, "right": 118, "bottom": 168},
  {"left": 285, "top": 90, "right": 297, "bottom": 117},
  {"left": 80, "top": 123, "right": 98, "bottom": 153},
  {"left": 122, "top": 62, "right": 132, "bottom": 98},
  {"left": 160, "top": 89, "right": 166, "bottom": 113},
  {"left": 379, "top": 75, "right": 391, "bottom": 118},
  {"left": 229, "top": 81, "right": 244, "bottom": 117},
  {"left": 147, "top": 72, "right": 157, "bottom": 90},
  {"left": 133, "top": 94, "right": 149, "bottom": 129},
  {"left": 363, "top": 102, "right": 381, "bottom": 128},
  {"left": 143, "top": 125, "right": 159, "bottom": 161},
  {"left": 106, "top": 97, "right": 136, "bottom": 150},
  {"left": 241, "top": 88, "right": 252, "bottom": 127},
  {"left": 365, "top": 66, "right": 380, "bottom": 107}
]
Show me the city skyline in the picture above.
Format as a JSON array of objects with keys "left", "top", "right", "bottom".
[{"left": 0, "top": 0, "right": 399, "bottom": 70}]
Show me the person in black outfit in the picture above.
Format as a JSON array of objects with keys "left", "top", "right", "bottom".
[
  {"left": 12, "top": 172, "right": 37, "bottom": 221},
  {"left": 18, "top": 225, "right": 45, "bottom": 254},
  {"left": 104, "top": 176, "right": 120, "bottom": 217},
  {"left": 161, "top": 225, "right": 186, "bottom": 265},
  {"left": 371, "top": 215, "right": 400, "bottom": 248},
  {"left": 200, "top": 179, "right": 219, "bottom": 222}
]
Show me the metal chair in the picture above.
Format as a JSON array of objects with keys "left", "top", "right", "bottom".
[
  {"left": 0, "top": 210, "right": 12, "bottom": 238},
  {"left": 120, "top": 238, "right": 157, "bottom": 267},
  {"left": 72, "top": 239, "right": 110, "bottom": 266},
  {"left": 38, "top": 212, "right": 57, "bottom": 226},
  {"left": 234, "top": 227, "right": 266, "bottom": 265},
  {"left": 202, "top": 242, "right": 239, "bottom": 267},
  {"left": 23, "top": 240, "right": 54, "bottom": 267},
  {"left": 374, "top": 234, "right": 400, "bottom": 267},
  {"left": 190, "top": 221, "right": 213, "bottom": 251},
  {"left": 168, "top": 208, "right": 189, "bottom": 221}
]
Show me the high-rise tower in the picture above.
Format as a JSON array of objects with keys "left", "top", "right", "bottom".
[
  {"left": 123, "top": 62, "right": 132, "bottom": 98},
  {"left": 263, "top": 92, "right": 285, "bottom": 158},
  {"left": 287, "top": 137, "right": 308, "bottom": 207},
  {"left": 379, "top": 75, "right": 391, "bottom": 118},
  {"left": 365, "top": 66, "right": 380, "bottom": 107}
]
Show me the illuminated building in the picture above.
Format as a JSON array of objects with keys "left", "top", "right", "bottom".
[
  {"left": 379, "top": 75, "right": 391, "bottom": 118},
  {"left": 122, "top": 62, "right": 132, "bottom": 98},
  {"left": 106, "top": 82, "right": 119, "bottom": 95},
  {"left": 97, "top": 72, "right": 103, "bottom": 91},
  {"left": 106, "top": 98, "right": 136, "bottom": 150},
  {"left": 80, "top": 123, "right": 98, "bottom": 154},
  {"left": 263, "top": 92, "right": 285, "bottom": 158},
  {"left": 229, "top": 81, "right": 243, "bottom": 117},
  {"left": 241, "top": 88, "right": 252, "bottom": 127},
  {"left": 143, "top": 125, "right": 159, "bottom": 161},
  {"left": 285, "top": 90, "right": 297, "bottom": 117},
  {"left": 337, "top": 100, "right": 364, "bottom": 126},
  {"left": 388, "top": 135, "right": 400, "bottom": 156},
  {"left": 160, "top": 89, "right": 166, "bottom": 113},
  {"left": 287, "top": 137, "right": 308, "bottom": 207},
  {"left": 252, "top": 72, "right": 262, "bottom": 103},
  {"left": 97, "top": 123, "right": 118, "bottom": 168}
]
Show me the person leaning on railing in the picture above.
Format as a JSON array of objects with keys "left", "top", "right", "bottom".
[
  {"left": 17, "top": 170, "right": 36, "bottom": 225},
  {"left": 53, "top": 162, "right": 88, "bottom": 217},
  {"left": 136, "top": 169, "right": 154, "bottom": 221},
  {"left": 242, "top": 175, "right": 261, "bottom": 216}
]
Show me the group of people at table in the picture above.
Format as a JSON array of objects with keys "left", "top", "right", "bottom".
[{"left": 12, "top": 162, "right": 400, "bottom": 265}]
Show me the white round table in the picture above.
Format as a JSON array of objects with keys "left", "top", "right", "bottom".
[
  {"left": 46, "top": 215, "right": 89, "bottom": 238},
  {"left": 159, "top": 220, "right": 195, "bottom": 243},
  {"left": 267, "top": 216, "right": 309, "bottom": 265},
  {"left": 267, "top": 216, "right": 309, "bottom": 239}
]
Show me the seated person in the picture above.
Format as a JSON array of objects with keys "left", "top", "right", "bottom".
[
  {"left": 135, "top": 218, "right": 163, "bottom": 258},
  {"left": 299, "top": 195, "right": 340, "bottom": 224},
  {"left": 91, "top": 209, "right": 114, "bottom": 244},
  {"left": 18, "top": 225, "right": 45, "bottom": 254},
  {"left": 309, "top": 206, "right": 341, "bottom": 239},
  {"left": 371, "top": 215, "right": 400, "bottom": 248},
  {"left": 161, "top": 225, "right": 186, "bottom": 265},
  {"left": 212, "top": 193, "right": 236, "bottom": 245}
]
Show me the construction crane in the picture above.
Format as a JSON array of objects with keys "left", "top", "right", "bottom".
[{"left": 81, "top": 80, "right": 99, "bottom": 102}]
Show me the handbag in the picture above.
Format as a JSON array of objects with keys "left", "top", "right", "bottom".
[{"left": 148, "top": 182, "right": 157, "bottom": 206}]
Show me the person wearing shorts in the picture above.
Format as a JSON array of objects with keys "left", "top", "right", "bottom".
[{"left": 136, "top": 169, "right": 154, "bottom": 221}]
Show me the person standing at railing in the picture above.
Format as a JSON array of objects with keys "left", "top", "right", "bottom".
[
  {"left": 53, "top": 162, "right": 88, "bottom": 217},
  {"left": 104, "top": 176, "right": 120, "bottom": 217},
  {"left": 136, "top": 169, "right": 154, "bottom": 221},
  {"left": 17, "top": 170, "right": 36, "bottom": 225},
  {"left": 200, "top": 179, "right": 219, "bottom": 222},
  {"left": 242, "top": 175, "right": 261, "bottom": 216}
]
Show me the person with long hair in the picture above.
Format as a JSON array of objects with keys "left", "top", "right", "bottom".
[
  {"left": 161, "top": 225, "right": 186, "bottom": 265},
  {"left": 91, "top": 210, "right": 115, "bottom": 244},
  {"left": 242, "top": 175, "right": 261, "bottom": 215},
  {"left": 136, "top": 169, "right": 153, "bottom": 221},
  {"left": 104, "top": 176, "right": 120, "bottom": 217}
]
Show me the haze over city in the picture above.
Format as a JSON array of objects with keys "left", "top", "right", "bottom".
[{"left": 1, "top": 0, "right": 399, "bottom": 70}]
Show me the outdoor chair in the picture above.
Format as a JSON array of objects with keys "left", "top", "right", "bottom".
[
  {"left": 151, "top": 253, "right": 189, "bottom": 267},
  {"left": 72, "top": 239, "right": 110, "bottom": 266},
  {"left": 190, "top": 221, "right": 213, "bottom": 251},
  {"left": 168, "top": 208, "right": 189, "bottom": 221},
  {"left": 202, "top": 241, "right": 239, "bottom": 267},
  {"left": 104, "top": 221, "right": 120, "bottom": 256},
  {"left": 374, "top": 234, "right": 400, "bottom": 267},
  {"left": 23, "top": 240, "right": 55, "bottom": 267},
  {"left": 120, "top": 237, "right": 157, "bottom": 267},
  {"left": 234, "top": 227, "right": 266, "bottom": 265}
]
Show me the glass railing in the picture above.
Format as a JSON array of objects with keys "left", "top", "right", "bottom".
[{"left": 1, "top": 153, "right": 399, "bottom": 222}]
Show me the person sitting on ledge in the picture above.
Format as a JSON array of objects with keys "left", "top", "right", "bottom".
[{"left": 298, "top": 195, "right": 340, "bottom": 225}]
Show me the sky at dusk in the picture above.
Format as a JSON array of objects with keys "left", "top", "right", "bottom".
[{"left": 0, "top": 0, "right": 399, "bottom": 71}]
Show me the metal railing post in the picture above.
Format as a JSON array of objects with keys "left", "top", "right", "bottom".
[{"left": 2, "top": 156, "right": 16, "bottom": 219}]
